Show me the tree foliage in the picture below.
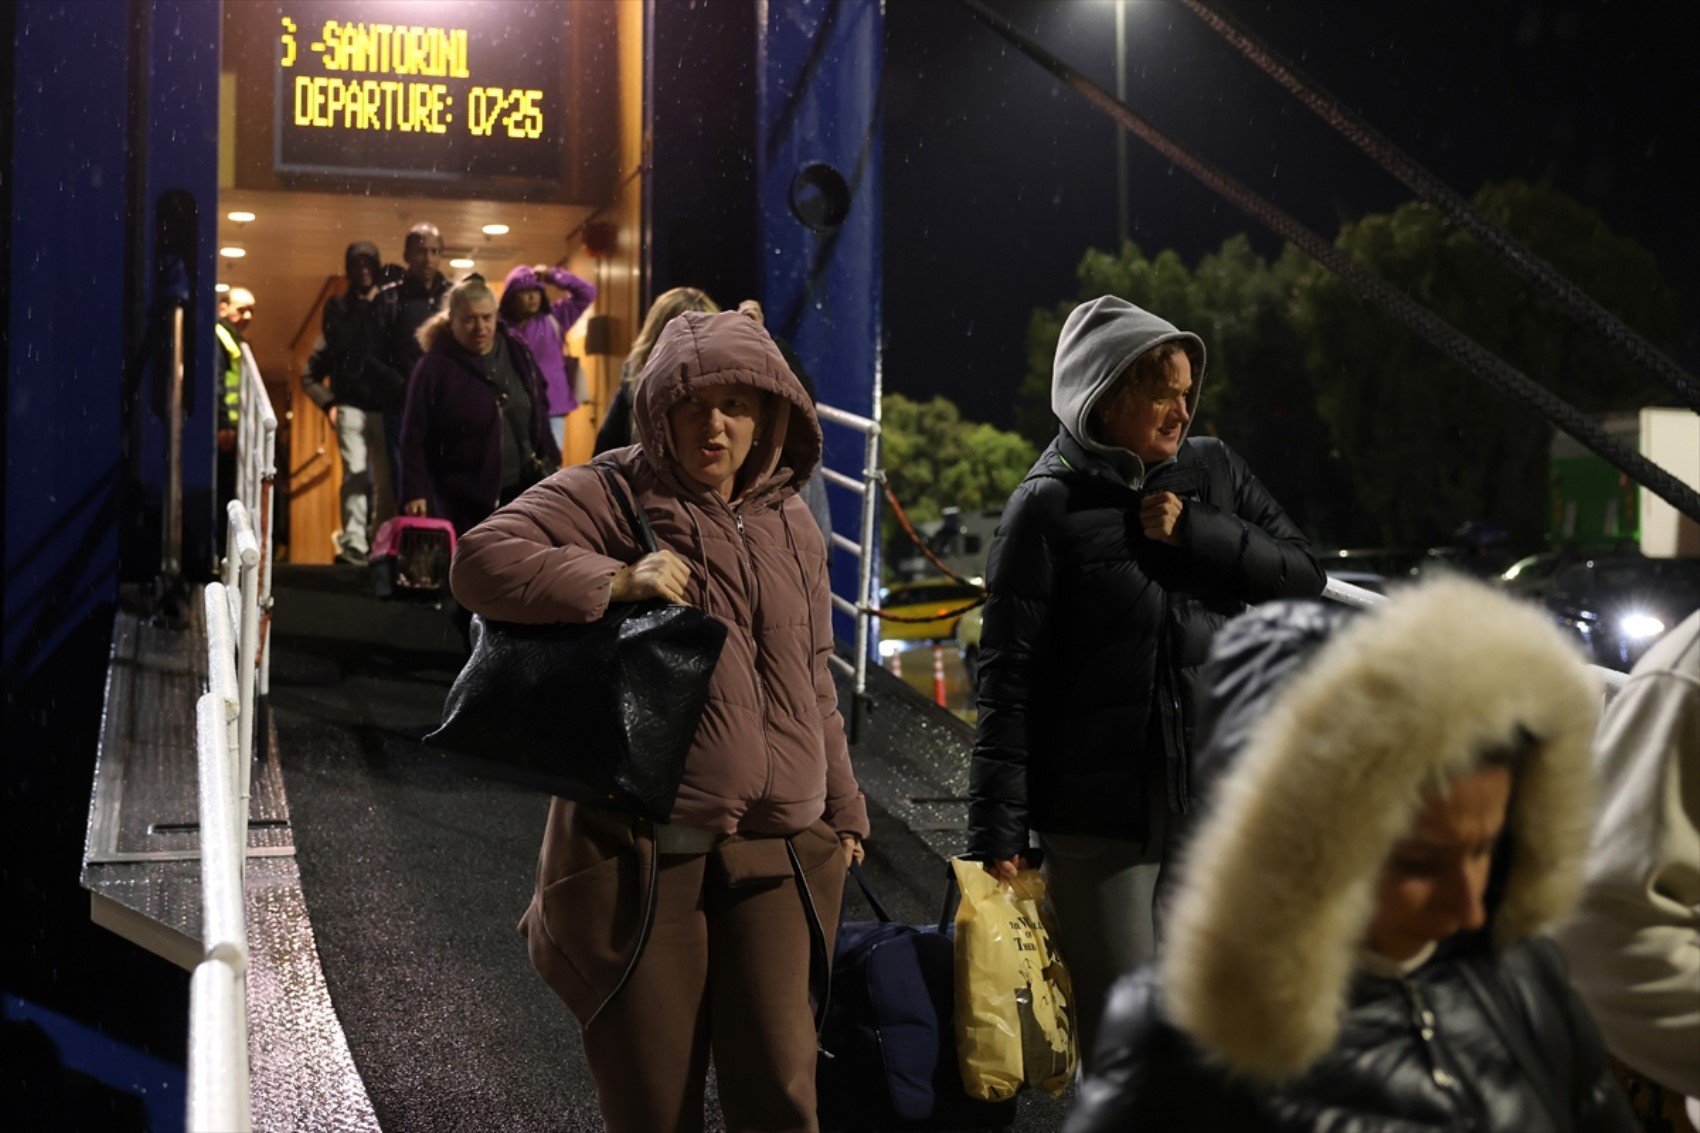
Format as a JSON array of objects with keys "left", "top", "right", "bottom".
[
  {"left": 1297, "top": 179, "right": 1677, "bottom": 546},
  {"left": 1019, "top": 180, "right": 1679, "bottom": 548},
  {"left": 881, "top": 393, "right": 1037, "bottom": 540}
]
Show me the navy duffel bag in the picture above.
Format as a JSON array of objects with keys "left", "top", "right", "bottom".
[{"left": 817, "top": 864, "right": 1016, "bottom": 1131}]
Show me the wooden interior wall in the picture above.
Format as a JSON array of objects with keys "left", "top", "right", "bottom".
[
  {"left": 560, "top": 0, "right": 646, "bottom": 469},
  {"left": 281, "top": 277, "right": 344, "bottom": 563}
]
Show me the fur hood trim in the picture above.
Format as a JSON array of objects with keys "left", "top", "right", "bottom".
[{"left": 1163, "top": 576, "right": 1600, "bottom": 1081}]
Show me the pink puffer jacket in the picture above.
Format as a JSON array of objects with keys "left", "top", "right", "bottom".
[{"left": 450, "top": 310, "right": 868, "bottom": 839}]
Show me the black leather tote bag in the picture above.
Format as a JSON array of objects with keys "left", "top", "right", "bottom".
[{"left": 427, "top": 463, "right": 727, "bottom": 821}]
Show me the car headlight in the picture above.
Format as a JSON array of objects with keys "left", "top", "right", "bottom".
[
  {"left": 1618, "top": 613, "right": 1665, "bottom": 641},
  {"left": 878, "top": 638, "right": 905, "bottom": 659}
]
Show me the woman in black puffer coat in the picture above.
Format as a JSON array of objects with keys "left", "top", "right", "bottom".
[
  {"left": 968, "top": 296, "right": 1324, "bottom": 1062},
  {"left": 1063, "top": 577, "right": 1635, "bottom": 1133}
]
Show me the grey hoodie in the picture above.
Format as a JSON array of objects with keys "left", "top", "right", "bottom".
[{"left": 1051, "top": 296, "right": 1207, "bottom": 487}]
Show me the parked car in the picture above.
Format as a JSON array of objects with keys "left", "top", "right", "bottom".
[
  {"left": 876, "top": 578, "right": 984, "bottom": 649},
  {"left": 1506, "top": 551, "right": 1700, "bottom": 671}
]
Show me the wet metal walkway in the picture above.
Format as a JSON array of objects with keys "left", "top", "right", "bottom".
[{"left": 86, "top": 564, "right": 1068, "bottom": 1130}]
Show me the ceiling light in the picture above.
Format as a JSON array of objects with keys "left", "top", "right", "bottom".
[
  {"left": 449, "top": 257, "right": 475, "bottom": 269},
  {"left": 219, "top": 246, "right": 247, "bottom": 259},
  {"left": 226, "top": 210, "right": 256, "bottom": 224},
  {"left": 215, "top": 283, "right": 230, "bottom": 293},
  {"left": 480, "top": 223, "right": 509, "bottom": 236}
]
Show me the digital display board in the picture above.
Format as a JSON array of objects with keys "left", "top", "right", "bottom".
[{"left": 274, "top": 1, "right": 565, "bottom": 182}]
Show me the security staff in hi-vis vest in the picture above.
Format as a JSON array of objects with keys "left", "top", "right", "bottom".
[{"left": 214, "top": 287, "right": 255, "bottom": 515}]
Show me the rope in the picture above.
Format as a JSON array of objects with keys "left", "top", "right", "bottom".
[
  {"left": 956, "top": 0, "right": 1700, "bottom": 528},
  {"left": 868, "top": 599, "right": 986, "bottom": 625},
  {"left": 856, "top": 483, "right": 986, "bottom": 624},
  {"left": 1178, "top": 0, "right": 1700, "bottom": 414},
  {"left": 881, "top": 482, "right": 986, "bottom": 590}
]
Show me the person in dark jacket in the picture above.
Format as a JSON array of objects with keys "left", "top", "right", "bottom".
[
  {"left": 301, "top": 240, "right": 392, "bottom": 564},
  {"left": 1063, "top": 577, "right": 1635, "bottom": 1133},
  {"left": 398, "top": 276, "right": 560, "bottom": 536},
  {"left": 373, "top": 222, "right": 453, "bottom": 492},
  {"left": 594, "top": 286, "right": 719, "bottom": 455},
  {"left": 967, "top": 295, "right": 1325, "bottom": 1062}
]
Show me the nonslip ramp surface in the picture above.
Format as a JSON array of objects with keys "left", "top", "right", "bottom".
[{"left": 267, "top": 563, "right": 1067, "bottom": 1131}]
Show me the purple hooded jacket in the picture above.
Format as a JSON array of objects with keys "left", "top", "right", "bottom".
[
  {"left": 501, "top": 265, "right": 596, "bottom": 417},
  {"left": 399, "top": 321, "right": 562, "bottom": 536}
]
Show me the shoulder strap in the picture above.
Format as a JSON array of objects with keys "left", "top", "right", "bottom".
[
  {"left": 594, "top": 463, "right": 658, "bottom": 555},
  {"left": 844, "top": 861, "right": 893, "bottom": 923}
]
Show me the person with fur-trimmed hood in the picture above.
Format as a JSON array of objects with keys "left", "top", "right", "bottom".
[
  {"left": 398, "top": 276, "right": 560, "bottom": 536},
  {"left": 968, "top": 295, "right": 1325, "bottom": 1062},
  {"left": 1063, "top": 577, "right": 1635, "bottom": 1133}
]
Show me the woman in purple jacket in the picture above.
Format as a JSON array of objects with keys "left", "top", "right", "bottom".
[
  {"left": 399, "top": 277, "right": 562, "bottom": 536},
  {"left": 499, "top": 263, "right": 597, "bottom": 450}
]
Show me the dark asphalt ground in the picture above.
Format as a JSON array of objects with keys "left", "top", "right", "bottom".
[{"left": 267, "top": 564, "right": 1070, "bottom": 1131}]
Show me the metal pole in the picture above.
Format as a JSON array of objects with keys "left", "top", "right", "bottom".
[
  {"left": 163, "top": 305, "right": 186, "bottom": 580},
  {"left": 1115, "top": 0, "right": 1128, "bottom": 250},
  {"left": 225, "top": 501, "right": 261, "bottom": 872},
  {"left": 854, "top": 426, "right": 881, "bottom": 700}
]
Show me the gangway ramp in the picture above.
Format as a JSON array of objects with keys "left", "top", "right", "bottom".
[
  {"left": 81, "top": 594, "right": 379, "bottom": 1131},
  {"left": 258, "top": 562, "right": 1068, "bottom": 1130}
]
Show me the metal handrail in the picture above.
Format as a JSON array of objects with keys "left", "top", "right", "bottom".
[
  {"left": 187, "top": 958, "right": 251, "bottom": 1132},
  {"left": 189, "top": 638, "right": 252, "bottom": 1131},
  {"left": 194, "top": 692, "right": 246, "bottom": 969},
  {"left": 183, "top": 337, "right": 277, "bottom": 1131},
  {"left": 235, "top": 344, "right": 278, "bottom": 694},
  {"left": 1321, "top": 573, "right": 1627, "bottom": 691},
  {"left": 162, "top": 305, "right": 187, "bottom": 581},
  {"left": 815, "top": 402, "right": 883, "bottom": 703},
  {"left": 223, "top": 502, "right": 261, "bottom": 842}
]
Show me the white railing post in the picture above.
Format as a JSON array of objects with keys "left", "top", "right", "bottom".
[
  {"left": 204, "top": 584, "right": 242, "bottom": 820},
  {"left": 236, "top": 344, "right": 277, "bottom": 695},
  {"left": 815, "top": 402, "right": 884, "bottom": 703},
  {"left": 187, "top": 959, "right": 251, "bottom": 1133},
  {"left": 189, "top": 687, "right": 252, "bottom": 1131},
  {"left": 194, "top": 694, "right": 248, "bottom": 968},
  {"left": 855, "top": 425, "right": 882, "bottom": 699},
  {"left": 223, "top": 503, "right": 260, "bottom": 867}
]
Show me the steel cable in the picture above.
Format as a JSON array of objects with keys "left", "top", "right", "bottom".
[
  {"left": 956, "top": 0, "right": 1700, "bottom": 526},
  {"left": 1180, "top": 0, "right": 1700, "bottom": 413}
]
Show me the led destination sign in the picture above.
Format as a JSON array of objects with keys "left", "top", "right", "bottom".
[{"left": 275, "top": 2, "right": 564, "bottom": 181}]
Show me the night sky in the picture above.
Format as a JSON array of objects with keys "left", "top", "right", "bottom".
[{"left": 881, "top": 0, "right": 1699, "bottom": 430}]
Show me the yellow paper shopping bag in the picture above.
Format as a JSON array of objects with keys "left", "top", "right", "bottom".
[{"left": 950, "top": 857, "right": 1077, "bottom": 1101}]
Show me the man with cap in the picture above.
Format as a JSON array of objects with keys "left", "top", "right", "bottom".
[{"left": 302, "top": 241, "right": 393, "bottom": 565}]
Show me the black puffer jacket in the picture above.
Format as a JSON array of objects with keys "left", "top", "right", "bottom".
[
  {"left": 966, "top": 428, "right": 1324, "bottom": 857},
  {"left": 1067, "top": 939, "right": 1633, "bottom": 1133},
  {"left": 1064, "top": 581, "right": 1633, "bottom": 1133}
]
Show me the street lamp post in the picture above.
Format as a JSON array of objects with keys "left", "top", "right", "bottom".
[{"left": 1115, "top": 0, "right": 1128, "bottom": 250}]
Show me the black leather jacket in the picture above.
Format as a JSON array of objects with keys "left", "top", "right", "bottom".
[
  {"left": 1064, "top": 937, "right": 1635, "bottom": 1133},
  {"left": 966, "top": 430, "right": 1323, "bottom": 857},
  {"left": 300, "top": 290, "right": 389, "bottom": 412}
]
